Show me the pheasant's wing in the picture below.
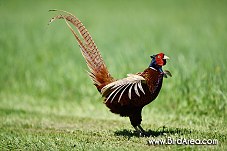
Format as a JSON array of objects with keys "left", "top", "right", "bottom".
[{"left": 101, "top": 74, "right": 146, "bottom": 103}]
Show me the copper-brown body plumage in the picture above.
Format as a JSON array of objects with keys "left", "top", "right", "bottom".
[{"left": 49, "top": 10, "right": 171, "bottom": 136}]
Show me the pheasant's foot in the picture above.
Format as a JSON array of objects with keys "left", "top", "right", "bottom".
[{"left": 133, "top": 126, "right": 149, "bottom": 137}]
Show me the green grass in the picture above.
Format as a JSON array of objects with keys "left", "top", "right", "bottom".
[{"left": 0, "top": 0, "right": 227, "bottom": 150}]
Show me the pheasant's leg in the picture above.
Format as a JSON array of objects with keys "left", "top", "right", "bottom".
[
  {"left": 129, "top": 108, "right": 145, "bottom": 136},
  {"left": 133, "top": 126, "right": 141, "bottom": 134},
  {"left": 138, "top": 125, "right": 146, "bottom": 133},
  {"left": 133, "top": 126, "right": 148, "bottom": 137},
  {"left": 133, "top": 126, "right": 143, "bottom": 136}
]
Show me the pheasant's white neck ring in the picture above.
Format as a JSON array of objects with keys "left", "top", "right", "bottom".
[
  {"left": 149, "top": 59, "right": 164, "bottom": 73},
  {"left": 149, "top": 67, "right": 157, "bottom": 71}
]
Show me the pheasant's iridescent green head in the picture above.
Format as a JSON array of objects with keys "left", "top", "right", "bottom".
[{"left": 149, "top": 53, "right": 169, "bottom": 68}]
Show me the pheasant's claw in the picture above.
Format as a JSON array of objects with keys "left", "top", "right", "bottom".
[{"left": 139, "top": 131, "right": 149, "bottom": 137}]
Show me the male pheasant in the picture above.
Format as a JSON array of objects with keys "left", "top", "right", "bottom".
[{"left": 49, "top": 10, "right": 172, "bottom": 136}]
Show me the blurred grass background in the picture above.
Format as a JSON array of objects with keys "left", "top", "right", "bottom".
[{"left": 0, "top": 0, "right": 227, "bottom": 150}]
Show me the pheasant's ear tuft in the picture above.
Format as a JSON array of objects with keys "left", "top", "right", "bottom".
[{"left": 150, "top": 55, "right": 155, "bottom": 59}]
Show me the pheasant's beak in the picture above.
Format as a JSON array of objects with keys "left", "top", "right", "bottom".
[{"left": 163, "top": 55, "right": 170, "bottom": 60}]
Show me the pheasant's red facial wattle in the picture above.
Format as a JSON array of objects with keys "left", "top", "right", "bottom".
[{"left": 155, "top": 53, "right": 165, "bottom": 66}]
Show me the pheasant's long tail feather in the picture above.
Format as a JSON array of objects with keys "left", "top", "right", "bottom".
[{"left": 49, "top": 10, "right": 114, "bottom": 91}]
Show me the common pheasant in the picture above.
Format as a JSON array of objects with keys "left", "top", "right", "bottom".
[{"left": 49, "top": 10, "right": 172, "bottom": 136}]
